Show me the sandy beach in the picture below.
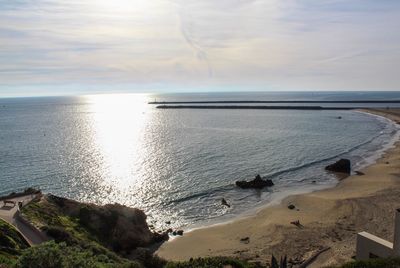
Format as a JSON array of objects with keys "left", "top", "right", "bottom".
[{"left": 157, "top": 108, "right": 400, "bottom": 267}]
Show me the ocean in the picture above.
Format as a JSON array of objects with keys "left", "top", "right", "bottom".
[{"left": 0, "top": 91, "right": 399, "bottom": 231}]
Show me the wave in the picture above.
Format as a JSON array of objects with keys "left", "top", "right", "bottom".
[
  {"left": 168, "top": 112, "right": 399, "bottom": 209},
  {"left": 168, "top": 184, "right": 236, "bottom": 204}
]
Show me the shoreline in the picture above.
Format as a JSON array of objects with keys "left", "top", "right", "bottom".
[
  {"left": 157, "top": 108, "right": 400, "bottom": 267},
  {"left": 165, "top": 108, "right": 399, "bottom": 234},
  {"left": 175, "top": 108, "right": 399, "bottom": 234}
]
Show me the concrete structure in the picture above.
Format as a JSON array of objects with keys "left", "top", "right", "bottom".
[
  {"left": 0, "top": 194, "right": 47, "bottom": 245},
  {"left": 356, "top": 208, "right": 400, "bottom": 260}
]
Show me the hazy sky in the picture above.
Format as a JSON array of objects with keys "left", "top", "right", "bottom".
[{"left": 0, "top": 0, "right": 400, "bottom": 96}]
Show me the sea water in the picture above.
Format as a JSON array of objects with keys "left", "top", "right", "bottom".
[{"left": 0, "top": 92, "right": 399, "bottom": 230}]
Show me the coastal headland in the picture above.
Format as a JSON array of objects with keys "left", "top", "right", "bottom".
[{"left": 157, "top": 108, "right": 400, "bottom": 267}]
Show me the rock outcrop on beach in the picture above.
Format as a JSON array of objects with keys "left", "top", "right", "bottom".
[
  {"left": 325, "top": 158, "right": 351, "bottom": 174},
  {"left": 236, "top": 174, "right": 274, "bottom": 189}
]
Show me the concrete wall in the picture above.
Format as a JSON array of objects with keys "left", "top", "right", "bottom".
[
  {"left": 356, "top": 232, "right": 393, "bottom": 260},
  {"left": 356, "top": 209, "right": 400, "bottom": 260}
]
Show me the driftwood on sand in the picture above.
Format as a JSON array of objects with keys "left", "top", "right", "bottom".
[{"left": 298, "top": 247, "right": 331, "bottom": 268}]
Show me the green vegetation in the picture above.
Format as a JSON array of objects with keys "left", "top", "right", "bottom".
[
  {"left": 0, "top": 218, "right": 141, "bottom": 268},
  {"left": 165, "top": 257, "right": 264, "bottom": 268},
  {"left": 0, "top": 219, "right": 29, "bottom": 267},
  {"left": 17, "top": 195, "right": 165, "bottom": 268},
  {"left": 14, "top": 241, "right": 140, "bottom": 268},
  {"left": 22, "top": 201, "right": 95, "bottom": 245},
  {"left": 169, "top": 257, "right": 266, "bottom": 268},
  {"left": 337, "top": 257, "right": 400, "bottom": 268},
  {"left": 20, "top": 194, "right": 164, "bottom": 252}
]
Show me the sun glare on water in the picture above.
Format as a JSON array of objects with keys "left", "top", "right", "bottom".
[{"left": 84, "top": 94, "right": 151, "bottom": 196}]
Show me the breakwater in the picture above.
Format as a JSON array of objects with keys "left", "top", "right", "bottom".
[
  {"left": 156, "top": 105, "right": 354, "bottom": 110},
  {"left": 149, "top": 100, "right": 400, "bottom": 105}
]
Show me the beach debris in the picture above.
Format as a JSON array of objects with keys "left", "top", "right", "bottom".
[
  {"left": 386, "top": 161, "right": 390, "bottom": 164},
  {"left": 288, "top": 204, "right": 295, "bottom": 210},
  {"left": 311, "top": 180, "right": 316, "bottom": 184},
  {"left": 271, "top": 255, "right": 287, "bottom": 268},
  {"left": 240, "top": 237, "right": 250, "bottom": 244},
  {"left": 235, "top": 174, "right": 274, "bottom": 189},
  {"left": 288, "top": 257, "right": 303, "bottom": 266},
  {"left": 355, "top": 171, "right": 365, "bottom": 176},
  {"left": 221, "top": 198, "right": 230, "bottom": 208},
  {"left": 290, "top": 220, "right": 303, "bottom": 228},
  {"left": 298, "top": 247, "right": 330, "bottom": 268},
  {"left": 325, "top": 159, "right": 351, "bottom": 174},
  {"left": 165, "top": 221, "right": 171, "bottom": 224}
]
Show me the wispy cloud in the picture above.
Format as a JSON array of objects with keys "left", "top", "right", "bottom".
[{"left": 0, "top": 0, "right": 400, "bottom": 96}]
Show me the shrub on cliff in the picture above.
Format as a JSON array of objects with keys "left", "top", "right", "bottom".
[
  {"left": 21, "top": 194, "right": 166, "bottom": 253},
  {"left": 0, "top": 219, "right": 30, "bottom": 266},
  {"left": 165, "top": 257, "right": 264, "bottom": 268},
  {"left": 14, "top": 241, "right": 141, "bottom": 268},
  {"left": 18, "top": 195, "right": 167, "bottom": 267}
]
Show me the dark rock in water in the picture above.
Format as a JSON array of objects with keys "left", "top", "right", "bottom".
[
  {"left": 154, "top": 231, "right": 169, "bottom": 242},
  {"left": 236, "top": 174, "right": 274, "bottom": 189},
  {"left": 165, "top": 221, "right": 171, "bottom": 225},
  {"left": 325, "top": 159, "right": 351, "bottom": 174},
  {"left": 221, "top": 198, "right": 230, "bottom": 208},
  {"left": 337, "top": 116, "right": 342, "bottom": 119},
  {"left": 166, "top": 228, "right": 173, "bottom": 233},
  {"left": 171, "top": 230, "right": 183, "bottom": 236},
  {"left": 176, "top": 230, "right": 184, "bottom": 236},
  {"left": 355, "top": 171, "right": 365, "bottom": 176},
  {"left": 288, "top": 204, "right": 295, "bottom": 210}
]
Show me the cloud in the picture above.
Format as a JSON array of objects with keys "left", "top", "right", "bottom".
[{"left": 0, "top": 0, "right": 400, "bottom": 96}]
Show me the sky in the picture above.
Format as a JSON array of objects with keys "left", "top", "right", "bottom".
[{"left": 0, "top": 0, "right": 400, "bottom": 97}]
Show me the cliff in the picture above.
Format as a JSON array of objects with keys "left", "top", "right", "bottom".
[{"left": 20, "top": 194, "right": 167, "bottom": 254}]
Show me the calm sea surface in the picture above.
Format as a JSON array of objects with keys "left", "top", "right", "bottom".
[{"left": 0, "top": 92, "right": 399, "bottom": 230}]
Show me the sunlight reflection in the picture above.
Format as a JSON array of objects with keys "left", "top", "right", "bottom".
[{"left": 85, "top": 94, "right": 151, "bottom": 191}]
